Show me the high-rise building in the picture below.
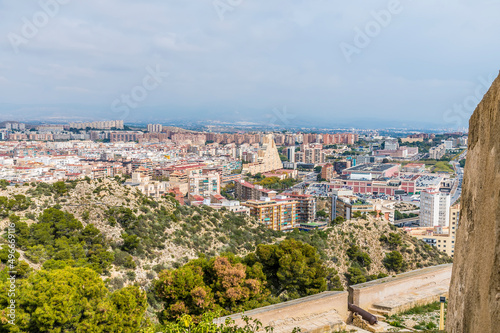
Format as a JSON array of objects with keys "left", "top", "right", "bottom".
[
  {"left": 321, "top": 163, "right": 335, "bottom": 181},
  {"left": 443, "top": 140, "right": 455, "bottom": 149},
  {"left": 243, "top": 197, "right": 298, "bottom": 232},
  {"left": 69, "top": 120, "right": 124, "bottom": 130},
  {"left": 420, "top": 189, "right": 451, "bottom": 227},
  {"left": 242, "top": 135, "right": 283, "bottom": 175},
  {"left": 147, "top": 124, "right": 163, "bottom": 133},
  {"left": 302, "top": 145, "right": 324, "bottom": 164},
  {"left": 286, "top": 147, "right": 296, "bottom": 163},
  {"left": 429, "top": 144, "right": 446, "bottom": 159},
  {"left": 4, "top": 122, "right": 26, "bottom": 131},
  {"left": 287, "top": 193, "right": 316, "bottom": 223}
]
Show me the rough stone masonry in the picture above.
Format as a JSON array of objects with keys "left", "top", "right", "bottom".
[{"left": 447, "top": 72, "right": 500, "bottom": 332}]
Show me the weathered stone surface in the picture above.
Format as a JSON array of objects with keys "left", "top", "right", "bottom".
[
  {"left": 349, "top": 264, "right": 452, "bottom": 316},
  {"left": 447, "top": 72, "right": 500, "bottom": 333},
  {"left": 216, "top": 291, "right": 348, "bottom": 332}
]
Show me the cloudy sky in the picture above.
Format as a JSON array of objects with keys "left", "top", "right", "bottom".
[{"left": 0, "top": 0, "right": 498, "bottom": 128}]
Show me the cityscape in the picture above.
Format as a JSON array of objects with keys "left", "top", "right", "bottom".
[
  {"left": 0, "top": 1, "right": 498, "bottom": 332},
  {"left": 0, "top": 118, "right": 468, "bottom": 331}
]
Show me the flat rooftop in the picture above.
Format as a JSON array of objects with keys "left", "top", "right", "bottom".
[{"left": 345, "top": 163, "right": 398, "bottom": 173}]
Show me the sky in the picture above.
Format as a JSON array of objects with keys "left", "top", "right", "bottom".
[{"left": 0, "top": 0, "right": 499, "bottom": 129}]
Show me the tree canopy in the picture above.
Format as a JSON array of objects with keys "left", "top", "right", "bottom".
[
  {"left": 13, "top": 208, "right": 114, "bottom": 274},
  {"left": 0, "top": 267, "right": 147, "bottom": 332},
  {"left": 154, "top": 239, "right": 338, "bottom": 323}
]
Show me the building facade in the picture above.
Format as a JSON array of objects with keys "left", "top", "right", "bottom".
[
  {"left": 188, "top": 172, "right": 221, "bottom": 197},
  {"left": 287, "top": 193, "right": 316, "bottom": 223},
  {"left": 243, "top": 197, "right": 298, "bottom": 232},
  {"left": 406, "top": 204, "right": 460, "bottom": 257},
  {"left": 420, "top": 189, "right": 451, "bottom": 227},
  {"left": 242, "top": 135, "right": 283, "bottom": 175}
]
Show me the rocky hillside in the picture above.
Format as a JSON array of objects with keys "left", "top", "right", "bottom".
[{"left": 0, "top": 178, "right": 451, "bottom": 290}]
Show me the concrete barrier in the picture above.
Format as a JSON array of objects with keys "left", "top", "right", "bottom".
[
  {"left": 215, "top": 265, "right": 452, "bottom": 331},
  {"left": 217, "top": 291, "right": 349, "bottom": 333},
  {"left": 349, "top": 264, "right": 452, "bottom": 316}
]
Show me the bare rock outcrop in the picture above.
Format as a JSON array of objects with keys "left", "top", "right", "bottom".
[{"left": 447, "top": 73, "right": 500, "bottom": 332}]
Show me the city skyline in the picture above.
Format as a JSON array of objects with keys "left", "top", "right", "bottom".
[{"left": 1, "top": 1, "right": 498, "bottom": 129}]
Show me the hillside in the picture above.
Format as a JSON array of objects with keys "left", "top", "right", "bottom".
[
  {"left": 0, "top": 178, "right": 280, "bottom": 290},
  {"left": 0, "top": 178, "right": 451, "bottom": 291}
]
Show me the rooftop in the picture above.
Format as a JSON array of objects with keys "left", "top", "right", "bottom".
[{"left": 345, "top": 163, "right": 398, "bottom": 173}]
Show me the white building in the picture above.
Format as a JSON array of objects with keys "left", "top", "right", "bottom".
[
  {"left": 286, "top": 146, "right": 295, "bottom": 163},
  {"left": 69, "top": 120, "right": 124, "bottom": 130},
  {"left": 125, "top": 172, "right": 168, "bottom": 198},
  {"left": 420, "top": 189, "right": 451, "bottom": 227},
  {"left": 188, "top": 172, "right": 221, "bottom": 197},
  {"left": 147, "top": 124, "right": 163, "bottom": 133},
  {"left": 5, "top": 122, "right": 26, "bottom": 131},
  {"left": 385, "top": 139, "right": 399, "bottom": 151},
  {"left": 429, "top": 144, "right": 446, "bottom": 160},
  {"left": 443, "top": 140, "right": 455, "bottom": 150}
]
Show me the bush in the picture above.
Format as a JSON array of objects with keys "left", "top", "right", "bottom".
[
  {"left": 380, "top": 232, "right": 403, "bottom": 249},
  {"left": 126, "top": 271, "right": 136, "bottom": 281},
  {"left": 346, "top": 245, "right": 372, "bottom": 268},
  {"left": 114, "top": 250, "right": 136, "bottom": 269},
  {"left": 383, "top": 251, "right": 405, "bottom": 272},
  {"left": 346, "top": 266, "right": 367, "bottom": 285}
]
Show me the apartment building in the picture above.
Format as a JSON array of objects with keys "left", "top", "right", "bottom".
[
  {"left": 110, "top": 131, "right": 143, "bottom": 142},
  {"left": 321, "top": 163, "right": 336, "bottom": 181},
  {"left": 285, "top": 146, "right": 296, "bottom": 163},
  {"left": 235, "top": 180, "right": 277, "bottom": 201},
  {"left": 420, "top": 189, "right": 451, "bottom": 227},
  {"left": 429, "top": 144, "right": 446, "bottom": 160},
  {"left": 243, "top": 197, "right": 298, "bottom": 232},
  {"left": 301, "top": 144, "right": 324, "bottom": 164},
  {"left": 126, "top": 172, "right": 169, "bottom": 198},
  {"left": 188, "top": 172, "right": 220, "bottom": 197},
  {"left": 4, "top": 122, "right": 26, "bottom": 131},
  {"left": 70, "top": 120, "right": 124, "bottom": 130},
  {"left": 331, "top": 191, "right": 374, "bottom": 220},
  {"left": 406, "top": 205, "right": 460, "bottom": 257},
  {"left": 147, "top": 124, "right": 163, "bottom": 133},
  {"left": 286, "top": 193, "right": 316, "bottom": 223}
]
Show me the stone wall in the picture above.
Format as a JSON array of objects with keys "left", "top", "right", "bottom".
[
  {"left": 217, "top": 291, "right": 348, "bottom": 333},
  {"left": 216, "top": 264, "right": 453, "bottom": 332},
  {"left": 447, "top": 73, "right": 500, "bottom": 333},
  {"left": 349, "top": 264, "right": 452, "bottom": 315}
]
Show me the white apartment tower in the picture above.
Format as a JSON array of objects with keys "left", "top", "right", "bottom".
[
  {"left": 420, "top": 189, "right": 451, "bottom": 227},
  {"left": 147, "top": 124, "right": 163, "bottom": 133},
  {"left": 286, "top": 147, "right": 296, "bottom": 163}
]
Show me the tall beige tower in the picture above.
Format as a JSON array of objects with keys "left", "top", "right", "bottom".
[{"left": 243, "top": 134, "right": 283, "bottom": 175}]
